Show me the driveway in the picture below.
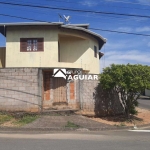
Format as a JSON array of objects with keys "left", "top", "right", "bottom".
[{"left": 23, "top": 115, "right": 116, "bottom": 130}]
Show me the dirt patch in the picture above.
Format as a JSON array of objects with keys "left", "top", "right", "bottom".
[
  {"left": 89, "top": 108, "right": 150, "bottom": 127},
  {"left": 1, "top": 119, "right": 19, "bottom": 127}
]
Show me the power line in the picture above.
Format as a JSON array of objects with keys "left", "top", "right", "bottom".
[
  {"left": 1, "top": 13, "right": 150, "bottom": 37},
  {"left": 1, "top": 1, "right": 150, "bottom": 19},
  {"left": 0, "top": 0, "right": 150, "bottom": 26},
  {"left": 4, "top": 1, "right": 145, "bottom": 22},
  {"left": 5, "top": 0, "right": 150, "bottom": 22},
  {"left": 0, "top": 1, "right": 143, "bottom": 25},
  {"left": 90, "top": 28, "right": 150, "bottom": 37},
  {"left": 0, "top": 13, "right": 50, "bottom": 22},
  {"left": 1, "top": 0, "right": 150, "bottom": 26}
]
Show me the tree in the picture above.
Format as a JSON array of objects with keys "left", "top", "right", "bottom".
[{"left": 100, "top": 64, "right": 150, "bottom": 118}]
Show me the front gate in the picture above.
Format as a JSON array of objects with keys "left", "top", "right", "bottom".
[{"left": 43, "top": 71, "right": 67, "bottom": 107}]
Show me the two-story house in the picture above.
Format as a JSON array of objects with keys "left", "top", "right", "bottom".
[{"left": 0, "top": 22, "right": 106, "bottom": 112}]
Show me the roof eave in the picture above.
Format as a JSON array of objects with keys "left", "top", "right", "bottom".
[{"left": 0, "top": 22, "right": 64, "bottom": 26}]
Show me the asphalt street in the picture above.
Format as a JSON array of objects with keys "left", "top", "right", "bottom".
[
  {"left": 0, "top": 130, "right": 150, "bottom": 150},
  {"left": 138, "top": 97, "right": 150, "bottom": 110}
]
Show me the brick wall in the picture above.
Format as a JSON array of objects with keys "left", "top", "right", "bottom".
[
  {"left": 67, "top": 80, "right": 80, "bottom": 109},
  {"left": 0, "top": 68, "right": 42, "bottom": 112}
]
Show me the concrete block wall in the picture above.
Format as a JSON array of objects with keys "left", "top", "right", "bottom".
[
  {"left": 81, "top": 79, "right": 98, "bottom": 112},
  {"left": 80, "top": 78, "right": 124, "bottom": 116},
  {"left": 0, "top": 69, "right": 123, "bottom": 115},
  {"left": 0, "top": 68, "right": 42, "bottom": 112}
]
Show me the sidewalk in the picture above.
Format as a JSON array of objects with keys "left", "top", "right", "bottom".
[
  {"left": 22, "top": 115, "right": 121, "bottom": 131},
  {"left": 0, "top": 114, "right": 122, "bottom": 132}
]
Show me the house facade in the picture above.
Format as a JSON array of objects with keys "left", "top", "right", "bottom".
[
  {"left": 0, "top": 22, "right": 106, "bottom": 73},
  {"left": 0, "top": 22, "right": 106, "bottom": 112}
]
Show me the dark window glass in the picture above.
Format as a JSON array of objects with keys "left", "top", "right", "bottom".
[{"left": 94, "top": 46, "right": 97, "bottom": 58}]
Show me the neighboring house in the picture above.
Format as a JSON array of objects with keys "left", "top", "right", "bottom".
[
  {"left": 145, "top": 89, "right": 150, "bottom": 97},
  {"left": 0, "top": 22, "right": 106, "bottom": 112}
]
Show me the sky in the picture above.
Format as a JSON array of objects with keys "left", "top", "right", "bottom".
[{"left": 0, "top": 0, "right": 150, "bottom": 72}]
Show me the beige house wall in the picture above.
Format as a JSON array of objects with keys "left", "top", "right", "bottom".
[
  {"left": 0, "top": 47, "right": 5, "bottom": 68},
  {"left": 59, "top": 35, "right": 99, "bottom": 73},
  {"left": 6, "top": 26, "right": 100, "bottom": 73},
  {"left": 6, "top": 26, "right": 59, "bottom": 68}
]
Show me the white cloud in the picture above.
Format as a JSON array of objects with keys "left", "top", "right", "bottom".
[
  {"left": 105, "top": 43, "right": 125, "bottom": 50},
  {"left": 104, "top": 38, "right": 143, "bottom": 51},
  {"left": 80, "top": 0, "right": 98, "bottom": 7},
  {"left": 117, "top": 26, "right": 150, "bottom": 33},
  {"left": 110, "top": 50, "right": 150, "bottom": 63},
  {"left": 100, "top": 50, "right": 150, "bottom": 72},
  {"left": 137, "top": 0, "right": 150, "bottom": 5},
  {"left": 136, "top": 27, "right": 150, "bottom": 32}
]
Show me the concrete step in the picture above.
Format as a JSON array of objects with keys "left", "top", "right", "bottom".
[{"left": 41, "top": 109, "right": 79, "bottom": 116}]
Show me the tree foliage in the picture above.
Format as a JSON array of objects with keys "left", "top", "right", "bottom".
[{"left": 100, "top": 64, "right": 150, "bottom": 118}]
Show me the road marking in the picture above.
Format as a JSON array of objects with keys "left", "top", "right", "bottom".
[{"left": 129, "top": 130, "right": 150, "bottom": 132}]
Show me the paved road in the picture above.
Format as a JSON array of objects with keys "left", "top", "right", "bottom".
[
  {"left": 0, "top": 130, "right": 150, "bottom": 150},
  {"left": 138, "top": 96, "right": 150, "bottom": 110}
]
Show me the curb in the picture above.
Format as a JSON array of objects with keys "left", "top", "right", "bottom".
[
  {"left": 0, "top": 126, "right": 134, "bottom": 132},
  {"left": 0, "top": 123, "right": 150, "bottom": 133}
]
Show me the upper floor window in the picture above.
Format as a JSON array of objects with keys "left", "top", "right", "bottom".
[
  {"left": 94, "top": 46, "right": 97, "bottom": 58},
  {"left": 20, "top": 38, "right": 44, "bottom": 52}
]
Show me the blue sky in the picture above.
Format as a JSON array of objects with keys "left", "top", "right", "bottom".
[{"left": 0, "top": 0, "right": 150, "bottom": 72}]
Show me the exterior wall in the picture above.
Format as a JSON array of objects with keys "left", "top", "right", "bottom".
[
  {"left": 0, "top": 68, "right": 123, "bottom": 116},
  {"left": 80, "top": 79, "right": 124, "bottom": 116},
  {"left": 66, "top": 80, "right": 80, "bottom": 109},
  {"left": 6, "top": 26, "right": 100, "bottom": 74},
  {"left": 145, "top": 89, "right": 150, "bottom": 97},
  {"left": 0, "top": 68, "right": 42, "bottom": 112},
  {"left": 80, "top": 79, "right": 98, "bottom": 112},
  {"left": 6, "top": 26, "right": 59, "bottom": 68},
  {"left": 0, "top": 47, "right": 5, "bottom": 68},
  {"left": 59, "top": 35, "right": 99, "bottom": 74}
]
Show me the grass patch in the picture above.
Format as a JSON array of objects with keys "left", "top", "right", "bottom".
[
  {"left": 0, "top": 113, "right": 13, "bottom": 125},
  {"left": 120, "top": 122, "right": 126, "bottom": 126},
  {"left": 0, "top": 112, "right": 39, "bottom": 127},
  {"left": 15, "top": 115, "right": 38, "bottom": 126},
  {"left": 65, "top": 121, "right": 80, "bottom": 128},
  {"left": 114, "top": 122, "right": 126, "bottom": 127}
]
